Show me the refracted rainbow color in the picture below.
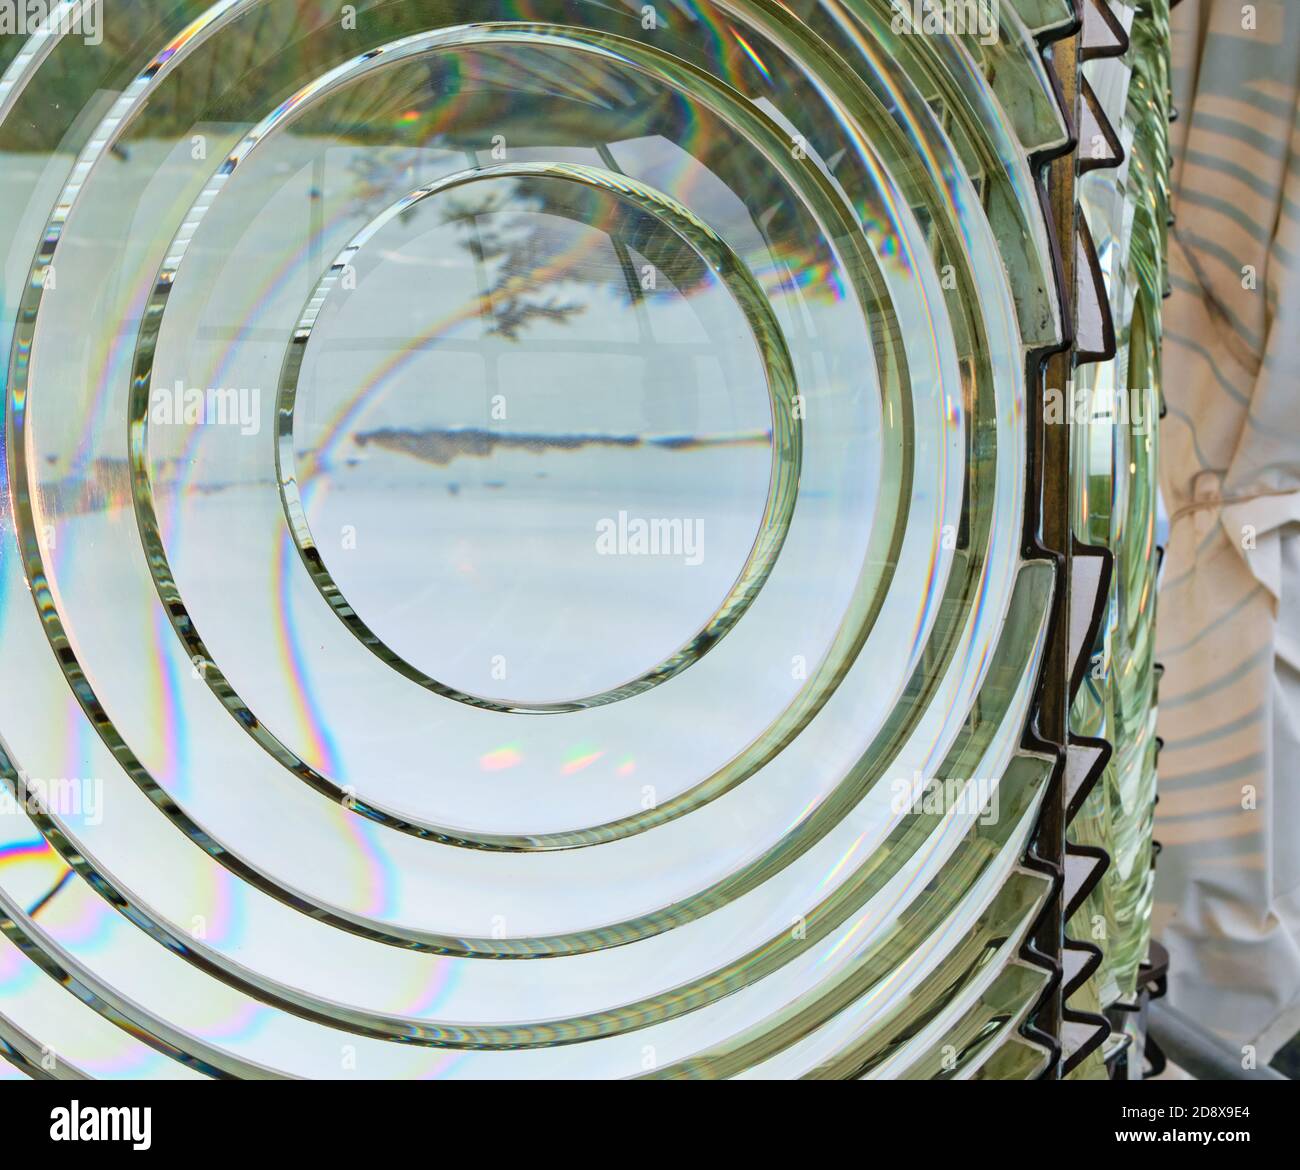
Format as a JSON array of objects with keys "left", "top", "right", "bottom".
[{"left": 479, "top": 744, "right": 523, "bottom": 772}]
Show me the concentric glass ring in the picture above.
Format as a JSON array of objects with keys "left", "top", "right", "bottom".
[{"left": 269, "top": 162, "right": 802, "bottom": 713}]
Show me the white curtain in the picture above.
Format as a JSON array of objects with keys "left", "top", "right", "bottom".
[{"left": 1154, "top": 0, "right": 1300, "bottom": 1061}]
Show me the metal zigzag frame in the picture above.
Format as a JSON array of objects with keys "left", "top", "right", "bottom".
[{"left": 1009, "top": 0, "right": 1172, "bottom": 1079}]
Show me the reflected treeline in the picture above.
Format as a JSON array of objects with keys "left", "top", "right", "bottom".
[{"left": 353, "top": 426, "right": 771, "bottom": 468}]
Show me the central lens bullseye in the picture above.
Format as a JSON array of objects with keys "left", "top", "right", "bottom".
[{"left": 277, "top": 164, "right": 800, "bottom": 711}]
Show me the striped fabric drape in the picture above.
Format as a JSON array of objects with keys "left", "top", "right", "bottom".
[{"left": 1154, "top": 0, "right": 1300, "bottom": 1062}]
